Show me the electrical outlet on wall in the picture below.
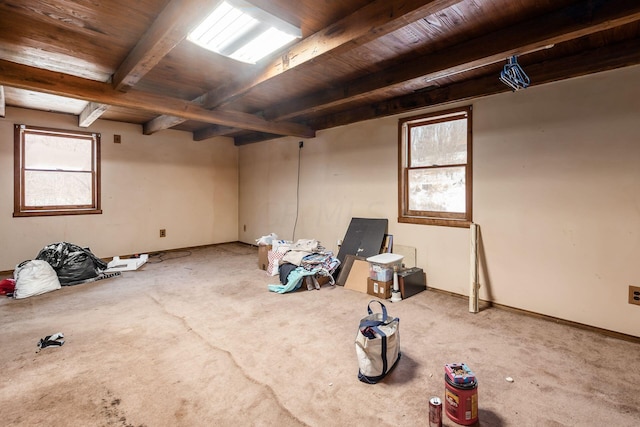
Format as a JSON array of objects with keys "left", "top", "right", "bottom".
[
  {"left": 629, "top": 286, "right": 640, "bottom": 305},
  {"left": 160, "top": 229, "right": 166, "bottom": 238}
]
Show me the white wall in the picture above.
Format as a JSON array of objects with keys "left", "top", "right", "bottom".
[
  {"left": 0, "top": 108, "right": 239, "bottom": 270},
  {"left": 238, "top": 65, "right": 640, "bottom": 337}
]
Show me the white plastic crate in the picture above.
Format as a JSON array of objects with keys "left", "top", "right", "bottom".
[{"left": 366, "top": 253, "right": 404, "bottom": 281}]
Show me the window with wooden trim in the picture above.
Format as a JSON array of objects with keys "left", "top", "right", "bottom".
[
  {"left": 398, "top": 106, "right": 472, "bottom": 228},
  {"left": 14, "top": 124, "right": 101, "bottom": 217}
]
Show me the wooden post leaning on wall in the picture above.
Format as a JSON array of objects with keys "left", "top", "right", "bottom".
[{"left": 469, "top": 223, "right": 480, "bottom": 313}]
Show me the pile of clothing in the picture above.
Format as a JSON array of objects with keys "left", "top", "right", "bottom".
[{"left": 267, "top": 239, "right": 340, "bottom": 294}]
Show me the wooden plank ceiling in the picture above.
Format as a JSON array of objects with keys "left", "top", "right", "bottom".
[{"left": 0, "top": 0, "right": 639, "bottom": 145}]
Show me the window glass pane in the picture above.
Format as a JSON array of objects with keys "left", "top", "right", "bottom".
[
  {"left": 24, "top": 133, "right": 93, "bottom": 171},
  {"left": 408, "top": 166, "right": 466, "bottom": 213},
  {"left": 410, "top": 117, "right": 467, "bottom": 167},
  {"left": 24, "top": 171, "right": 93, "bottom": 206}
]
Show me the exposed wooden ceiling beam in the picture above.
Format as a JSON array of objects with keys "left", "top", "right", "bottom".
[
  {"left": 198, "top": 0, "right": 640, "bottom": 142},
  {"left": 193, "top": 125, "right": 237, "bottom": 141},
  {"left": 0, "top": 86, "right": 5, "bottom": 118},
  {"left": 261, "top": 0, "right": 640, "bottom": 122},
  {"left": 251, "top": 37, "right": 640, "bottom": 143},
  {"left": 0, "top": 60, "right": 315, "bottom": 138},
  {"left": 78, "top": 102, "right": 109, "bottom": 127},
  {"left": 82, "top": 0, "right": 215, "bottom": 127},
  {"left": 201, "top": 0, "right": 463, "bottom": 109},
  {"left": 143, "top": 0, "right": 463, "bottom": 135},
  {"left": 113, "top": 0, "right": 214, "bottom": 92},
  {"left": 234, "top": 38, "right": 640, "bottom": 145},
  {"left": 233, "top": 132, "right": 280, "bottom": 146},
  {"left": 143, "top": 115, "right": 187, "bottom": 135}
]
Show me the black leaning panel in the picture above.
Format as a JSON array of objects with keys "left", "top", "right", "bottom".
[{"left": 336, "top": 218, "right": 388, "bottom": 267}]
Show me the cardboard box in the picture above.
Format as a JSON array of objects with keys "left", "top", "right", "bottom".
[
  {"left": 296, "top": 275, "right": 331, "bottom": 291},
  {"left": 367, "top": 278, "right": 392, "bottom": 299},
  {"left": 258, "top": 245, "right": 272, "bottom": 270},
  {"left": 316, "top": 275, "right": 331, "bottom": 287}
]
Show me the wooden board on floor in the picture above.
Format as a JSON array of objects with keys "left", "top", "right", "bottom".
[
  {"left": 344, "top": 259, "right": 370, "bottom": 294},
  {"left": 336, "top": 254, "right": 363, "bottom": 286},
  {"left": 394, "top": 244, "right": 416, "bottom": 268}
]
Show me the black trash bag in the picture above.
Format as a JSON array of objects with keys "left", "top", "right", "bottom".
[{"left": 35, "top": 242, "right": 107, "bottom": 286}]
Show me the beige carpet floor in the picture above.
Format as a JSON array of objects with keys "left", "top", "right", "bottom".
[{"left": 0, "top": 243, "right": 638, "bottom": 426}]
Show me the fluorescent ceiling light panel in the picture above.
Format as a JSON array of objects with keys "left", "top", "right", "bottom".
[{"left": 187, "top": 0, "right": 301, "bottom": 64}]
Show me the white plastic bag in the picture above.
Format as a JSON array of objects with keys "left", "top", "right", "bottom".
[
  {"left": 256, "top": 233, "right": 278, "bottom": 246},
  {"left": 13, "top": 260, "right": 61, "bottom": 299},
  {"left": 267, "top": 245, "right": 290, "bottom": 276}
]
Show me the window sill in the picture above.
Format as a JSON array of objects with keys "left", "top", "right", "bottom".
[
  {"left": 398, "top": 216, "right": 471, "bottom": 228},
  {"left": 13, "top": 209, "right": 103, "bottom": 218}
]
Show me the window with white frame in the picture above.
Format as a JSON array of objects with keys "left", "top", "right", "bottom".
[
  {"left": 398, "top": 106, "right": 472, "bottom": 227},
  {"left": 14, "top": 124, "right": 101, "bottom": 217}
]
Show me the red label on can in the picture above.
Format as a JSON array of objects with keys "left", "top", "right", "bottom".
[{"left": 429, "top": 396, "right": 442, "bottom": 427}]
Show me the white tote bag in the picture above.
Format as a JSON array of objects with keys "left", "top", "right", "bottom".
[
  {"left": 13, "top": 260, "right": 61, "bottom": 299},
  {"left": 355, "top": 300, "right": 400, "bottom": 384}
]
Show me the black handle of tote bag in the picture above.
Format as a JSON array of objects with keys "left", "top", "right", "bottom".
[{"left": 367, "top": 300, "right": 388, "bottom": 321}]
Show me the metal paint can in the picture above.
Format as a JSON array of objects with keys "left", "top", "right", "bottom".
[
  {"left": 429, "top": 396, "right": 442, "bottom": 427},
  {"left": 445, "top": 374, "right": 478, "bottom": 425}
]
